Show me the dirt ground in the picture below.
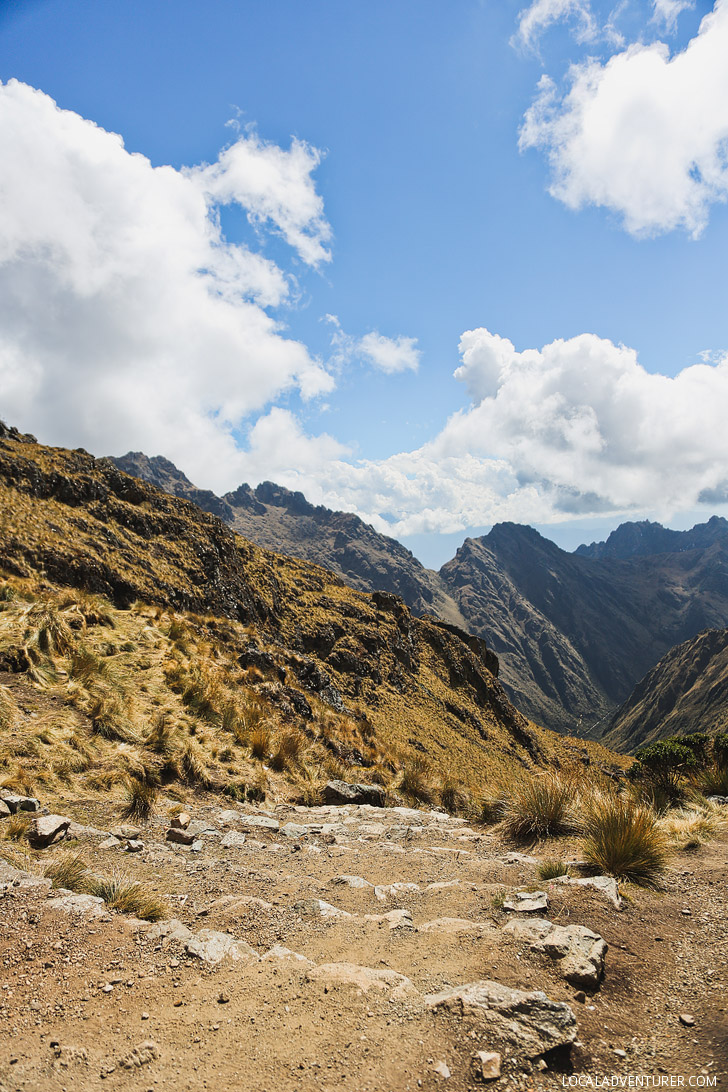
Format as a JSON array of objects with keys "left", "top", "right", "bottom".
[{"left": 0, "top": 791, "right": 726, "bottom": 1092}]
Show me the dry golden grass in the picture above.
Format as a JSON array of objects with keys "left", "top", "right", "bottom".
[
  {"left": 499, "top": 772, "right": 577, "bottom": 841},
  {"left": 44, "top": 852, "right": 91, "bottom": 892},
  {"left": 581, "top": 792, "right": 668, "bottom": 886},
  {"left": 87, "top": 871, "right": 167, "bottom": 921},
  {"left": 270, "top": 728, "right": 306, "bottom": 772},
  {"left": 659, "top": 803, "right": 728, "bottom": 849}
]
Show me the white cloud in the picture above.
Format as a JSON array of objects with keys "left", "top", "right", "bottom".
[
  {"left": 513, "top": 0, "right": 598, "bottom": 51},
  {"left": 652, "top": 0, "right": 695, "bottom": 32},
  {"left": 325, "top": 316, "right": 420, "bottom": 374},
  {"left": 234, "top": 328, "right": 728, "bottom": 536},
  {"left": 519, "top": 1, "right": 728, "bottom": 237},
  {"left": 0, "top": 79, "right": 333, "bottom": 492}
]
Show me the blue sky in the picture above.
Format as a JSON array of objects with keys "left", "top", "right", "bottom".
[{"left": 1, "top": 0, "right": 727, "bottom": 565}]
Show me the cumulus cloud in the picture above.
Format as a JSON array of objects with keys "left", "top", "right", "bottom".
[
  {"left": 234, "top": 328, "right": 728, "bottom": 536},
  {"left": 0, "top": 79, "right": 333, "bottom": 491},
  {"left": 519, "top": 1, "right": 728, "bottom": 236},
  {"left": 325, "top": 316, "right": 420, "bottom": 374},
  {"left": 512, "top": 0, "right": 598, "bottom": 51}
]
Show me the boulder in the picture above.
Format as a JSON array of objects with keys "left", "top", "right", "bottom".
[
  {"left": 551, "top": 874, "right": 623, "bottom": 910},
  {"left": 323, "top": 780, "right": 386, "bottom": 807},
  {"left": 184, "top": 929, "right": 259, "bottom": 965},
  {"left": 27, "top": 814, "right": 71, "bottom": 848},
  {"left": 425, "top": 979, "right": 577, "bottom": 1057},
  {"left": 503, "top": 918, "right": 607, "bottom": 989}
]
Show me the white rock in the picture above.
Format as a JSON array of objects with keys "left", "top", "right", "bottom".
[
  {"left": 220, "top": 831, "right": 247, "bottom": 849},
  {"left": 306, "top": 962, "right": 420, "bottom": 1001},
  {"left": 184, "top": 929, "right": 259, "bottom": 965},
  {"left": 48, "top": 893, "right": 106, "bottom": 918},
  {"left": 503, "top": 890, "right": 548, "bottom": 913},
  {"left": 332, "top": 874, "right": 373, "bottom": 889},
  {"left": 374, "top": 882, "right": 421, "bottom": 902},
  {"left": 551, "top": 874, "right": 624, "bottom": 910}
]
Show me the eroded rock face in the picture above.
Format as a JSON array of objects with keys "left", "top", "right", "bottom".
[
  {"left": 425, "top": 979, "right": 577, "bottom": 1057},
  {"left": 503, "top": 918, "right": 608, "bottom": 989}
]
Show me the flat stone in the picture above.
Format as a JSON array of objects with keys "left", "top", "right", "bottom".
[
  {"left": 48, "top": 893, "right": 106, "bottom": 918},
  {"left": 374, "top": 882, "right": 421, "bottom": 902},
  {"left": 280, "top": 823, "right": 311, "bottom": 839},
  {"left": 332, "top": 875, "right": 373, "bottom": 889},
  {"left": 28, "top": 814, "right": 71, "bottom": 848},
  {"left": 434, "top": 1061, "right": 451, "bottom": 1079},
  {"left": 417, "top": 918, "right": 492, "bottom": 936},
  {"left": 165, "top": 827, "right": 195, "bottom": 846},
  {"left": 144, "top": 918, "right": 194, "bottom": 943},
  {"left": 679, "top": 1014, "right": 695, "bottom": 1027},
  {"left": 184, "top": 929, "right": 260, "bottom": 965},
  {"left": 187, "top": 820, "right": 219, "bottom": 837},
  {"left": 237, "top": 815, "right": 279, "bottom": 833},
  {"left": 363, "top": 909, "right": 414, "bottom": 930},
  {"left": 261, "top": 945, "right": 314, "bottom": 966},
  {"left": 306, "top": 962, "right": 419, "bottom": 1001},
  {"left": 0, "top": 793, "right": 40, "bottom": 813},
  {"left": 503, "top": 890, "right": 548, "bottom": 913},
  {"left": 220, "top": 831, "right": 247, "bottom": 849},
  {"left": 552, "top": 874, "right": 623, "bottom": 910},
  {"left": 125, "top": 839, "right": 144, "bottom": 852},
  {"left": 323, "top": 781, "right": 386, "bottom": 807},
  {"left": 475, "top": 1052, "right": 502, "bottom": 1080},
  {"left": 425, "top": 979, "right": 577, "bottom": 1057}
]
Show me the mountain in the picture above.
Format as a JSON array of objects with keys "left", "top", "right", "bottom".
[
  {"left": 603, "top": 627, "right": 728, "bottom": 751},
  {"left": 109, "top": 452, "right": 728, "bottom": 742},
  {"left": 439, "top": 522, "right": 728, "bottom": 737},
  {"left": 575, "top": 516, "right": 728, "bottom": 560},
  {"left": 1, "top": 423, "right": 598, "bottom": 784},
  {"left": 111, "top": 453, "right": 463, "bottom": 626}
]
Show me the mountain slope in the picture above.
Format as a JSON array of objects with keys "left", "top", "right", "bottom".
[
  {"left": 604, "top": 627, "right": 728, "bottom": 751},
  {"left": 2, "top": 425, "right": 603, "bottom": 784},
  {"left": 111, "top": 452, "right": 463, "bottom": 625},
  {"left": 439, "top": 523, "right": 728, "bottom": 737}
]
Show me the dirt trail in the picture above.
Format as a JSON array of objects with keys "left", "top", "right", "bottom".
[{"left": 0, "top": 797, "right": 726, "bottom": 1092}]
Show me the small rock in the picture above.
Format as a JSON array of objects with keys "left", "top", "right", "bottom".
[
  {"left": 574, "top": 991, "right": 586, "bottom": 1004},
  {"left": 475, "top": 1052, "right": 502, "bottom": 1080},
  {"left": 217, "top": 992, "right": 230, "bottom": 1004},
  {"left": 98, "top": 836, "right": 122, "bottom": 849},
  {"left": 166, "top": 827, "right": 195, "bottom": 846},
  {"left": 184, "top": 930, "right": 259, "bottom": 965},
  {"left": 679, "top": 1014, "right": 695, "bottom": 1027},
  {"left": 614, "top": 1049, "right": 627, "bottom": 1059},
  {"left": 220, "top": 831, "right": 247, "bottom": 849},
  {"left": 171, "top": 812, "right": 191, "bottom": 830},
  {"left": 503, "top": 890, "right": 549, "bottom": 913},
  {"left": 0, "top": 799, "right": 11, "bottom": 818},
  {"left": 433, "top": 1060, "right": 451, "bottom": 1079},
  {"left": 125, "top": 839, "right": 144, "bottom": 852},
  {"left": 27, "top": 813, "right": 71, "bottom": 848}
]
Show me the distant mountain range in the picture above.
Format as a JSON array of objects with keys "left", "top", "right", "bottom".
[{"left": 110, "top": 452, "right": 728, "bottom": 744}]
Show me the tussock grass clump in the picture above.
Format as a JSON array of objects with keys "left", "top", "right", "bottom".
[
  {"left": 270, "top": 728, "right": 305, "bottom": 772},
  {"left": 581, "top": 793, "right": 668, "bottom": 887},
  {"left": 88, "top": 872, "right": 167, "bottom": 921},
  {"left": 0, "top": 686, "right": 17, "bottom": 731},
  {"left": 23, "top": 600, "right": 75, "bottom": 656},
  {"left": 397, "top": 754, "right": 436, "bottom": 804},
  {"left": 500, "top": 773, "right": 575, "bottom": 841},
  {"left": 250, "top": 726, "right": 272, "bottom": 761},
  {"left": 659, "top": 804, "right": 728, "bottom": 850},
  {"left": 144, "top": 712, "right": 176, "bottom": 755},
  {"left": 537, "top": 858, "right": 569, "bottom": 881},
  {"left": 122, "top": 776, "right": 158, "bottom": 820},
  {"left": 68, "top": 645, "right": 108, "bottom": 686},
  {"left": 178, "top": 741, "right": 214, "bottom": 787},
  {"left": 87, "top": 684, "right": 136, "bottom": 742},
  {"left": 439, "top": 773, "right": 473, "bottom": 816},
  {"left": 2, "top": 812, "right": 32, "bottom": 841},
  {"left": 44, "top": 852, "right": 91, "bottom": 892}
]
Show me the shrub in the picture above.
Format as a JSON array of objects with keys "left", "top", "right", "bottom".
[
  {"left": 500, "top": 773, "right": 575, "bottom": 841},
  {"left": 581, "top": 793, "right": 668, "bottom": 886}
]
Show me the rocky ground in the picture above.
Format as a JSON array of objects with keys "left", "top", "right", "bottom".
[{"left": 0, "top": 792, "right": 726, "bottom": 1092}]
